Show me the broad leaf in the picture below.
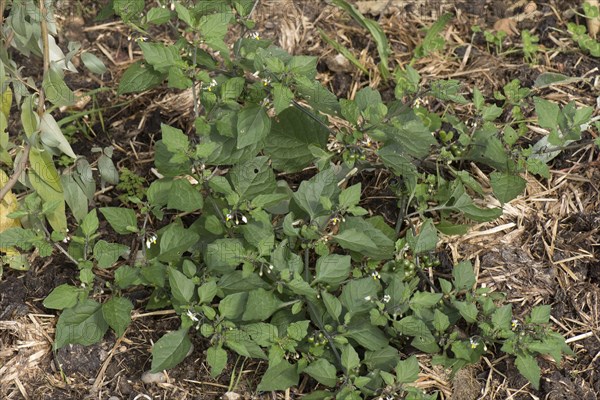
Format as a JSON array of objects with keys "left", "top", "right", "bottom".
[
  {"left": 101, "top": 296, "right": 133, "bottom": 337},
  {"left": 54, "top": 299, "right": 109, "bottom": 349},
  {"left": 304, "top": 358, "right": 337, "bottom": 387},
  {"left": 256, "top": 360, "right": 299, "bottom": 391},
  {"left": 151, "top": 328, "right": 192, "bottom": 372},
  {"left": 236, "top": 105, "right": 270, "bottom": 148},
  {"left": 43, "top": 284, "right": 80, "bottom": 310},
  {"left": 100, "top": 207, "right": 138, "bottom": 234}
]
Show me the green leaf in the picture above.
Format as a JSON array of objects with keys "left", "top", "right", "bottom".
[
  {"left": 98, "top": 154, "right": 119, "bottom": 184},
  {"left": 481, "top": 104, "right": 503, "bottom": 121},
  {"left": 288, "top": 55, "right": 318, "bottom": 78},
  {"left": 529, "top": 305, "right": 551, "bottom": 324},
  {"left": 395, "top": 355, "right": 419, "bottom": 384},
  {"left": 219, "top": 292, "right": 248, "bottom": 320},
  {"left": 198, "top": 281, "right": 217, "bottom": 304},
  {"left": 304, "top": 358, "right": 337, "bottom": 387},
  {"left": 377, "top": 145, "right": 417, "bottom": 177},
  {"left": 490, "top": 172, "right": 526, "bottom": 204},
  {"left": 335, "top": 217, "right": 394, "bottom": 260},
  {"left": 287, "top": 320, "right": 309, "bottom": 341},
  {"left": 146, "top": 7, "right": 172, "bottom": 25},
  {"left": 256, "top": 360, "right": 299, "bottom": 391},
  {"left": 265, "top": 107, "right": 330, "bottom": 172},
  {"left": 433, "top": 309, "right": 450, "bottom": 333},
  {"left": 293, "top": 169, "right": 339, "bottom": 220},
  {"left": 93, "top": 240, "right": 129, "bottom": 269},
  {"left": 491, "top": 304, "right": 513, "bottom": 331},
  {"left": 407, "top": 219, "right": 437, "bottom": 254},
  {"left": 168, "top": 267, "right": 195, "bottom": 303},
  {"left": 21, "top": 96, "right": 39, "bottom": 138},
  {"left": 345, "top": 319, "right": 389, "bottom": 351},
  {"left": 237, "top": 105, "right": 271, "bottom": 149},
  {"left": 139, "top": 42, "right": 183, "bottom": 73},
  {"left": 197, "top": 11, "right": 233, "bottom": 40},
  {"left": 117, "top": 61, "right": 166, "bottom": 95},
  {"left": 80, "top": 209, "right": 99, "bottom": 237},
  {"left": 40, "top": 112, "right": 77, "bottom": 158},
  {"left": 314, "top": 254, "right": 352, "bottom": 286},
  {"left": 114, "top": 266, "right": 142, "bottom": 289},
  {"left": 43, "top": 67, "right": 75, "bottom": 107},
  {"left": 340, "top": 278, "right": 379, "bottom": 314},
  {"left": 515, "top": 354, "right": 541, "bottom": 390},
  {"left": 242, "top": 289, "right": 283, "bottom": 321},
  {"left": 158, "top": 224, "right": 200, "bottom": 262},
  {"left": 151, "top": 328, "right": 192, "bottom": 372},
  {"left": 453, "top": 300, "right": 478, "bottom": 323},
  {"left": 99, "top": 207, "right": 138, "bottom": 235},
  {"left": 43, "top": 284, "right": 80, "bottom": 310},
  {"left": 534, "top": 97, "right": 560, "bottom": 131},
  {"left": 205, "top": 239, "right": 245, "bottom": 272},
  {"left": 318, "top": 28, "right": 369, "bottom": 75},
  {"left": 363, "top": 346, "right": 399, "bottom": 371},
  {"left": 167, "top": 179, "right": 203, "bottom": 212},
  {"left": 452, "top": 261, "right": 476, "bottom": 291},
  {"left": 384, "top": 119, "right": 437, "bottom": 159},
  {"left": 54, "top": 299, "right": 109, "bottom": 349},
  {"left": 229, "top": 156, "right": 276, "bottom": 201},
  {"left": 321, "top": 291, "right": 342, "bottom": 321},
  {"left": 101, "top": 296, "right": 133, "bottom": 337},
  {"left": 272, "top": 83, "right": 294, "bottom": 114},
  {"left": 221, "top": 77, "right": 245, "bottom": 102},
  {"left": 113, "top": 0, "right": 144, "bottom": 21},
  {"left": 332, "top": 0, "right": 390, "bottom": 79},
  {"left": 161, "top": 123, "right": 189, "bottom": 154},
  {"left": 339, "top": 183, "right": 361, "bottom": 209},
  {"left": 341, "top": 344, "right": 360, "bottom": 371},
  {"left": 207, "top": 346, "right": 228, "bottom": 378}
]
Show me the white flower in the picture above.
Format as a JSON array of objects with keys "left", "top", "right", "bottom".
[
  {"left": 186, "top": 309, "right": 199, "bottom": 322},
  {"left": 250, "top": 32, "right": 260, "bottom": 40},
  {"left": 145, "top": 233, "right": 157, "bottom": 249},
  {"left": 371, "top": 271, "right": 381, "bottom": 280},
  {"left": 469, "top": 337, "right": 479, "bottom": 349},
  {"left": 383, "top": 294, "right": 391, "bottom": 303},
  {"left": 268, "top": 264, "right": 274, "bottom": 271},
  {"left": 364, "top": 296, "right": 371, "bottom": 301},
  {"left": 261, "top": 77, "right": 271, "bottom": 86}
]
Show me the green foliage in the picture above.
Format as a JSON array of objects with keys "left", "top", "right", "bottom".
[{"left": 0, "top": 4, "right": 585, "bottom": 399}]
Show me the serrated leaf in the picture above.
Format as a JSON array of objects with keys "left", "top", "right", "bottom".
[
  {"left": 205, "top": 239, "right": 245, "bottom": 272},
  {"left": 515, "top": 354, "right": 541, "bottom": 390},
  {"left": 453, "top": 261, "right": 475, "bottom": 291},
  {"left": 151, "top": 328, "right": 192, "bottom": 372},
  {"left": 146, "top": 7, "right": 172, "bottom": 25},
  {"left": 492, "top": 304, "right": 513, "bottom": 331},
  {"left": 139, "top": 42, "right": 183, "bottom": 73},
  {"left": 101, "top": 296, "right": 133, "bottom": 337},
  {"left": 293, "top": 168, "right": 339, "bottom": 220}
]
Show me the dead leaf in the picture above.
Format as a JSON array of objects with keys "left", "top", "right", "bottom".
[
  {"left": 585, "top": 0, "right": 600, "bottom": 39},
  {"left": 494, "top": 18, "right": 519, "bottom": 36}
]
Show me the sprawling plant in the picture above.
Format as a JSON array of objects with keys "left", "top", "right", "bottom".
[{"left": 2, "top": 0, "right": 591, "bottom": 398}]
